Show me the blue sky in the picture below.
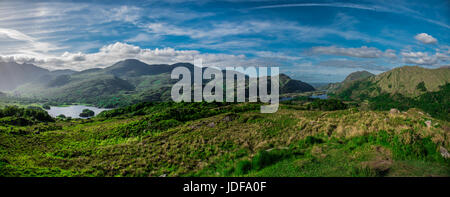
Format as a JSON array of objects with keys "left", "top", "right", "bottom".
[{"left": 0, "top": 0, "right": 449, "bottom": 82}]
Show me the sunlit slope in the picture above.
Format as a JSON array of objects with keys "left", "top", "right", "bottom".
[
  {"left": 1, "top": 102, "right": 448, "bottom": 177},
  {"left": 336, "top": 66, "right": 450, "bottom": 99}
]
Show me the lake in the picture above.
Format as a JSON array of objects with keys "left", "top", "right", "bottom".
[
  {"left": 310, "top": 94, "right": 328, "bottom": 99},
  {"left": 280, "top": 94, "right": 328, "bottom": 101},
  {"left": 45, "top": 105, "right": 111, "bottom": 119}
]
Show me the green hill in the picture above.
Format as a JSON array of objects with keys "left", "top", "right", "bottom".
[
  {"left": 336, "top": 66, "right": 450, "bottom": 100},
  {"left": 324, "top": 71, "right": 374, "bottom": 91},
  {"left": 371, "top": 66, "right": 450, "bottom": 97},
  {"left": 335, "top": 66, "right": 450, "bottom": 121},
  {"left": 14, "top": 73, "right": 135, "bottom": 107},
  {"left": 9, "top": 59, "right": 316, "bottom": 107},
  {"left": 104, "top": 59, "right": 176, "bottom": 78},
  {"left": 0, "top": 62, "right": 50, "bottom": 91},
  {"left": 343, "top": 71, "right": 375, "bottom": 83},
  {"left": 279, "top": 74, "right": 315, "bottom": 93}
]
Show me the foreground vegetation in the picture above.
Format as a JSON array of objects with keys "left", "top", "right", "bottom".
[
  {"left": 336, "top": 83, "right": 450, "bottom": 121},
  {"left": 0, "top": 101, "right": 448, "bottom": 177}
]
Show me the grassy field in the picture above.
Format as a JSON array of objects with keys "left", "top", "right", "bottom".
[{"left": 0, "top": 101, "right": 448, "bottom": 177}]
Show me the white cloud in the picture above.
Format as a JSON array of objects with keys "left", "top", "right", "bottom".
[
  {"left": 125, "top": 33, "right": 155, "bottom": 42},
  {"left": 102, "top": 6, "right": 142, "bottom": 24},
  {"left": 401, "top": 51, "right": 438, "bottom": 65},
  {"left": 310, "top": 46, "right": 396, "bottom": 58},
  {"left": 250, "top": 2, "right": 449, "bottom": 29},
  {"left": 414, "top": 33, "right": 437, "bottom": 44},
  {"left": 317, "top": 58, "right": 390, "bottom": 71},
  {"left": 0, "top": 28, "right": 61, "bottom": 54},
  {"left": 254, "top": 51, "right": 302, "bottom": 61},
  {"left": 0, "top": 42, "right": 259, "bottom": 70},
  {"left": 144, "top": 20, "right": 399, "bottom": 47}
]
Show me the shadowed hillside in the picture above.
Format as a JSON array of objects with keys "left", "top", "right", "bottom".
[{"left": 9, "top": 59, "right": 316, "bottom": 107}]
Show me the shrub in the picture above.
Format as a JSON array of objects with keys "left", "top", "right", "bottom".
[
  {"left": 416, "top": 81, "right": 427, "bottom": 92},
  {"left": 252, "top": 149, "right": 292, "bottom": 170},
  {"left": 308, "top": 99, "right": 347, "bottom": 111},
  {"left": 42, "top": 104, "right": 51, "bottom": 110},
  {"left": 298, "top": 136, "right": 324, "bottom": 148},
  {"left": 0, "top": 106, "right": 54, "bottom": 125},
  {"left": 235, "top": 160, "right": 252, "bottom": 175},
  {"left": 79, "top": 109, "right": 95, "bottom": 118}
]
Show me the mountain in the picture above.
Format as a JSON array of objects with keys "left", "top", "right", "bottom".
[
  {"left": 278, "top": 74, "right": 315, "bottom": 93},
  {"left": 369, "top": 66, "right": 449, "bottom": 97},
  {"left": 323, "top": 70, "right": 374, "bottom": 91},
  {"left": 343, "top": 71, "right": 375, "bottom": 83},
  {"left": 0, "top": 62, "right": 50, "bottom": 91},
  {"left": 10, "top": 59, "right": 316, "bottom": 107},
  {"left": 104, "top": 59, "right": 175, "bottom": 78},
  {"left": 50, "top": 69, "right": 77, "bottom": 76},
  {"left": 336, "top": 66, "right": 450, "bottom": 100}
]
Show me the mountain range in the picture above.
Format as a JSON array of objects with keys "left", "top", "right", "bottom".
[{"left": 0, "top": 59, "right": 315, "bottom": 107}]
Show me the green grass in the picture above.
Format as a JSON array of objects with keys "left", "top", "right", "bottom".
[{"left": 0, "top": 102, "right": 449, "bottom": 177}]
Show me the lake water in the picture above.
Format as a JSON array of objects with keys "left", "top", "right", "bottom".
[
  {"left": 280, "top": 94, "right": 328, "bottom": 101},
  {"left": 45, "top": 105, "right": 111, "bottom": 119},
  {"left": 310, "top": 94, "right": 328, "bottom": 99}
]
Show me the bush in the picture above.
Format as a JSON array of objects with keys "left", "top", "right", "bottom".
[
  {"left": 0, "top": 106, "right": 54, "bottom": 125},
  {"left": 79, "top": 109, "right": 95, "bottom": 118},
  {"left": 235, "top": 160, "right": 252, "bottom": 175},
  {"left": 307, "top": 99, "right": 347, "bottom": 111},
  {"left": 252, "top": 149, "right": 292, "bottom": 170},
  {"left": 416, "top": 81, "right": 427, "bottom": 92},
  {"left": 367, "top": 83, "right": 450, "bottom": 121},
  {"left": 298, "top": 136, "right": 324, "bottom": 148},
  {"left": 42, "top": 104, "right": 51, "bottom": 110},
  {"left": 370, "top": 130, "right": 445, "bottom": 162}
]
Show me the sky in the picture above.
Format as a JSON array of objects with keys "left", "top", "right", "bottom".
[{"left": 0, "top": 0, "right": 449, "bottom": 83}]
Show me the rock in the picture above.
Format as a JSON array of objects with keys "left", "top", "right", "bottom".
[
  {"left": 439, "top": 146, "right": 450, "bottom": 159},
  {"left": 159, "top": 174, "right": 167, "bottom": 177},
  {"left": 389, "top": 108, "right": 400, "bottom": 114},
  {"left": 425, "top": 120, "right": 432, "bottom": 128},
  {"left": 222, "top": 115, "right": 233, "bottom": 122},
  {"left": 207, "top": 122, "right": 216, "bottom": 128}
]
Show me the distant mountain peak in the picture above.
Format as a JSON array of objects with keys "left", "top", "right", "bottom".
[
  {"left": 0, "top": 61, "right": 50, "bottom": 91},
  {"left": 120, "top": 59, "right": 146, "bottom": 64},
  {"left": 343, "top": 71, "right": 374, "bottom": 83}
]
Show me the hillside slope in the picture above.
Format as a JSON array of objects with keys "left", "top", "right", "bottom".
[
  {"left": 0, "top": 62, "right": 49, "bottom": 91},
  {"left": 279, "top": 74, "right": 316, "bottom": 93},
  {"left": 336, "top": 66, "right": 450, "bottom": 99},
  {"left": 10, "top": 59, "right": 316, "bottom": 107},
  {"left": 1, "top": 102, "right": 448, "bottom": 177},
  {"left": 325, "top": 71, "right": 374, "bottom": 91},
  {"left": 372, "top": 66, "right": 449, "bottom": 97}
]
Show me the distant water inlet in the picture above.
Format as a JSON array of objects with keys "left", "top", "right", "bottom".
[
  {"left": 45, "top": 105, "right": 110, "bottom": 119},
  {"left": 310, "top": 94, "right": 328, "bottom": 99},
  {"left": 280, "top": 94, "right": 328, "bottom": 101}
]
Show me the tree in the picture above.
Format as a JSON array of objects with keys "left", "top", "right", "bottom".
[
  {"left": 42, "top": 104, "right": 51, "bottom": 110},
  {"left": 416, "top": 81, "right": 427, "bottom": 92}
]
